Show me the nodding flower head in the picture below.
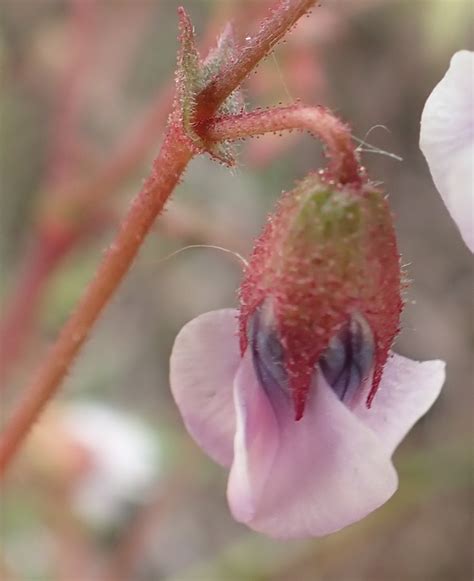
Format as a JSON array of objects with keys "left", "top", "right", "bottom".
[
  {"left": 169, "top": 171, "right": 445, "bottom": 539},
  {"left": 239, "top": 174, "right": 403, "bottom": 419}
]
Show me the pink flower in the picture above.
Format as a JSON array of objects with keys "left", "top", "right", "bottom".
[
  {"left": 170, "top": 175, "right": 445, "bottom": 539},
  {"left": 420, "top": 50, "right": 474, "bottom": 252},
  {"left": 170, "top": 310, "right": 444, "bottom": 538}
]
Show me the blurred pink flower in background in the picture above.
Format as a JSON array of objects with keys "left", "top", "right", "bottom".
[
  {"left": 170, "top": 309, "right": 445, "bottom": 539},
  {"left": 420, "top": 50, "right": 474, "bottom": 252}
]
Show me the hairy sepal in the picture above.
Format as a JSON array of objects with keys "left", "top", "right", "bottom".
[
  {"left": 176, "top": 9, "right": 245, "bottom": 164},
  {"left": 239, "top": 174, "right": 403, "bottom": 419}
]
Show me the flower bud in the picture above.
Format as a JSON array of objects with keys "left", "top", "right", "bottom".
[{"left": 239, "top": 174, "right": 403, "bottom": 420}]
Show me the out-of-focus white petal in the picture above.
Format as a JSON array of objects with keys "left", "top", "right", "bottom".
[
  {"left": 354, "top": 354, "right": 446, "bottom": 455},
  {"left": 65, "top": 403, "right": 159, "bottom": 527},
  {"left": 443, "top": 142, "right": 474, "bottom": 250},
  {"left": 228, "top": 353, "right": 398, "bottom": 539},
  {"left": 169, "top": 309, "right": 239, "bottom": 466},
  {"left": 420, "top": 50, "right": 474, "bottom": 252}
]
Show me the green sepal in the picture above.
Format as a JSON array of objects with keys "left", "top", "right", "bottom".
[{"left": 176, "top": 9, "right": 245, "bottom": 164}]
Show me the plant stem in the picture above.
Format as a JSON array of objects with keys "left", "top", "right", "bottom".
[
  {"left": 0, "top": 0, "right": 316, "bottom": 478},
  {"left": 194, "top": 0, "right": 316, "bottom": 121},
  {"left": 204, "top": 105, "right": 361, "bottom": 185}
]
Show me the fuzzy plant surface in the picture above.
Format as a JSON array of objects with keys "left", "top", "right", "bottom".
[{"left": 0, "top": 2, "right": 446, "bottom": 544}]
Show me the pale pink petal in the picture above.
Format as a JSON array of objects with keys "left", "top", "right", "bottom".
[
  {"left": 227, "top": 350, "right": 279, "bottom": 522},
  {"left": 354, "top": 354, "right": 446, "bottom": 455},
  {"left": 420, "top": 50, "right": 474, "bottom": 252},
  {"left": 227, "top": 352, "right": 398, "bottom": 539},
  {"left": 169, "top": 309, "right": 239, "bottom": 466}
]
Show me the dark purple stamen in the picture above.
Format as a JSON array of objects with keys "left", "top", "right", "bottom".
[
  {"left": 319, "top": 313, "right": 374, "bottom": 403},
  {"left": 248, "top": 304, "right": 289, "bottom": 397},
  {"left": 249, "top": 305, "right": 374, "bottom": 407}
]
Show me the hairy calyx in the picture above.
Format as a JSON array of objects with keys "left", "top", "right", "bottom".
[{"left": 240, "top": 174, "right": 403, "bottom": 420}]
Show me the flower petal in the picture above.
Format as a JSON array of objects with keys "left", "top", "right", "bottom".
[
  {"left": 228, "top": 352, "right": 398, "bottom": 539},
  {"left": 354, "top": 354, "right": 445, "bottom": 455},
  {"left": 169, "top": 309, "right": 239, "bottom": 466},
  {"left": 227, "top": 350, "right": 279, "bottom": 522},
  {"left": 420, "top": 50, "right": 474, "bottom": 252}
]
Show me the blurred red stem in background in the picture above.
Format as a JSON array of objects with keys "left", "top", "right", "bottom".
[
  {"left": 0, "top": 83, "right": 174, "bottom": 387},
  {"left": 0, "top": 0, "right": 98, "bottom": 386},
  {"left": 46, "top": 0, "right": 97, "bottom": 187},
  {"left": 0, "top": 232, "right": 79, "bottom": 387},
  {"left": 0, "top": 129, "right": 192, "bottom": 477},
  {"left": 0, "top": 0, "right": 317, "bottom": 477},
  {"left": 204, "top": 104, "right": 361, "bottom": 185}
]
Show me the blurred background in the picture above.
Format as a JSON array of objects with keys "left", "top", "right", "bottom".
[{"left": 0, "top": 0, "right": 472, "bottom": 579}]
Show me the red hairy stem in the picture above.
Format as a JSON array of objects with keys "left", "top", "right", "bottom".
[
  {"left": 0, "top": 0, "right": 316, "bottom": 477},
  {"left": 204, "top": 105, "right": 361, "bottom": 185},
  {"left": 194, "top": 0, "right": 316, "bottom": 121}
]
